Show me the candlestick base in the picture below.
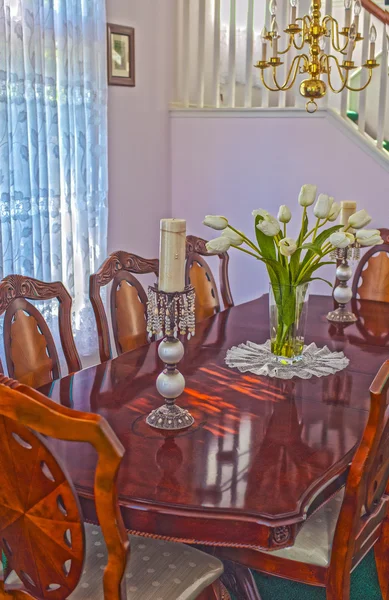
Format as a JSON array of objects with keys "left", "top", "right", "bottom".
[
  {"left": 327, "top": 306, "right": 357, "bottom": 324},
  {"left": 146, "top": 403, "right": 194, "bottom": 430}
]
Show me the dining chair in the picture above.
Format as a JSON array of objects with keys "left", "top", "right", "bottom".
[
  {"left": 215, "top": 359, "right": 389, "bottom": 600},
  {"left": 89, "top": 251, "right": 159, "bottom": 363},
  {"left": 185, "top": 236, "right": 234, "bottom": 323},
  {"left": 0, "top": 275, "right": 81, "bottom": 388},
  {"left": 0, "top": 375, "right": 225, "bottom": 600},
  {"left": 352, "top": 228, "right": 389, "bottom": 302}
]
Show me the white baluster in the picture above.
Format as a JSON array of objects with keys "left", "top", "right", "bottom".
[
  {"left": 227, "top": 0, "right": 237, "bottom": 107},
  {"left": 357, "top": 10, "right": 371, "bottom": 133},
  {"left": 262, "top": 1, "right": 271, "bottom": 107},
  {"left": 197, "top": 0, "right": 207, "bottom": 108},
  {"left": 278, "top": 0, "right": 290, "bottom": 107},
  {"left": 182, "top": 0, "right": 191, "bottom": 107},
  {"left": 175, "top": 0, "right": 184, "bottom": 105},
  {"left": 321, "top": 0, "right": 333, "bottom": 108},
  {"left": 245, "top": 0, "right": 255, "bottom": 107},
  {"left": 377, "top": 24, "right": 388, "bottom": 149},
  {"left": 212, "top": 0, "right": 221, "bottom": 107}
]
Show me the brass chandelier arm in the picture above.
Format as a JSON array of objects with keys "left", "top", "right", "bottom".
[
  {"left": 345, "top": 69, "right": 373, "bottom": 91},
  {"left": 323, "top": 15, "right": 349, "bottom": 54},
  {"left": 293, "top": 18, "right": 310, "bottom": 50},
  {"left": 324, "top": 55, "right": 349, "bottom": 93},
  {"left": 278, "top": 34, "right": 294, "bottom": 55},
  {"left": 261, "top": 54, "right": 309, "bottom": 92}
]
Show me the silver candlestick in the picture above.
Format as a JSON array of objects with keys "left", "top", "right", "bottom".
[
  {"left": 327, "top": 245, "right": 360, "bottom": 324},
  {"left": 146, "top": 285, "right": 196, "bottom": 430}
]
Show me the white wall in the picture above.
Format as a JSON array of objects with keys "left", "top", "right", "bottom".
[
  {"left": 171, "top": 110, "right": 389, "bottom": 305},
  {"left": 106, "top": 0, "right": 175, "bottom": 258}
]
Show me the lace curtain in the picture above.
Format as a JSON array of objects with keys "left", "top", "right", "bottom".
[{"left": 0, "top": 0, "right": 108, "bottom": 357}]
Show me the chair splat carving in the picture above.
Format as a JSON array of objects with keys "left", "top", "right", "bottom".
[
  {"left": 0, "top": 275, "right": 81, "bottom": 388},
  {"left": 90, "top": 251, "right": 159, "bottom": 363},
  {"left": 185, "top": 236, "right": 233, "bottom": 323},
  {"left": 352, "top": 229, "right": 389, "bottom": 303}
]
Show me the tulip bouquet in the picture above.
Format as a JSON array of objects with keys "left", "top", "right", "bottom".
[{"left": 203, "top": 185, "right": 382, "bottom": 362}]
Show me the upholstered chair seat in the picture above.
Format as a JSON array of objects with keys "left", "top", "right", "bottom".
[
  {"left": 263, "top": 488, "right": 345, "bottom": 567},
  {"left": 70, "top": 525, "right": 223, "bottom": 600}
]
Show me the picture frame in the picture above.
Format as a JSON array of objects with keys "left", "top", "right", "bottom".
[{"left": 107, "top": 24, "right": 135, "bottom": 87}]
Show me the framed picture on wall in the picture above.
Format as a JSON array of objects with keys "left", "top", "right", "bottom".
[{"left": 107, "top": 24, "right": 135, "bottom": 86}]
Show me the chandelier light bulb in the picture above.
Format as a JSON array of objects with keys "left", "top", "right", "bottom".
[
  {"left": 369, "top": 25, "right": 377, "bottom": 43},
  {"left": 269, "top": 0, "right": 277, "bottom": 16},
  {"left": 354, "top": 0, "right": 362, "bottom": 16},
  {"left": 261, "top": 26, "right": 268, "bottom": 42},
  {"left": 290, "top": 0, "right": 298, "bottom": 7},
  {"left": 319, "top": 37, "right": 326, "bottom": 51},
  {"left": 344, "top": 0, "right": 352, "bottom": 8},
  {"left": 348, "top": 22, "right": 356, "bottom": 40},
  {"left": 272, "top": 17, "right": 279, "bottom": 35}
]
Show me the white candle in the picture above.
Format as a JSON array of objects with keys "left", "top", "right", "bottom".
[
  {"left": 340, "top": 201, "right": 357, "bottom": 227},
  {"left": 344, "top": 0, "right": 352, "bottom": 28},
  {"left": 346, "top": 26, "right": 356, "bottom": 62},
  {"left": 261, "top": 27, "right": 268, "bottom": 62},
  {"left": 290, "top": 0, "right": 297, "bottom": 23},
  {"left": 369, "top": 25, "right": 377, "bottom": 60},
  {"left": 159, "top": 219, "right": 186, "bottom": 293}
]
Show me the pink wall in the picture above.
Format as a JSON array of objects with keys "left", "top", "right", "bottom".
[
  {"left": 106, "top": 0, "right": 174, "bottom": 258},
  {"left": 171, "top": 112, "right": 389, "bottom": 304}
]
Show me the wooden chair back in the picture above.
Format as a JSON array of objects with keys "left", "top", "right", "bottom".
[
  {"left": 0, "top": 275, "right": 81, "bottom": 388},
  {"left": 352, "top": 229, "right": 389, "bottom": 302},
  {"left": 329, "top": 359, "right": 389, "bottom": 587},
  {"left": 185, "top": 236, "right": 234, "bottom": 323},
  {"left": 89, "top": 251, "right": 159, "bottom": 363},
  {"left": 0, "top": 376, "right": 128, "bottom": 600}
]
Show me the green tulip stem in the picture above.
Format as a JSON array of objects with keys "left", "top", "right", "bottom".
[
  {"left": 232, "top": 245, "right": 264, "bottom": 260},
  {"left": 312, "top": 218, "right": 321, "bottom": 242},
  {"left": 283, "top": 223, "right": 286, "bottom": 238},
  {"left": 303, "top": 216, "right": 330, "bottom": 243},
  {"left": 227, "top": 225, "right": 261, "bottom": 255}
]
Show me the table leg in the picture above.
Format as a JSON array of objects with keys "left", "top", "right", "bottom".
[{"left": 220, "top": 559, "right": 263, "bottom": 600}]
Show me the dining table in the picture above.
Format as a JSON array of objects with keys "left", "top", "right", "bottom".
[{"left": 40, "top": 294, "right": 389, "bottom": 597}]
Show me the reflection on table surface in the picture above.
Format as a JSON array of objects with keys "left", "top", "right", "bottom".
[{"left": 42, "top": 295, "right": 388, "bottom": 524}]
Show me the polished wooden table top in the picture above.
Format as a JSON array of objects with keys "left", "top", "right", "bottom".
[{"left": 41, "top": 295, "right": 389, "bottom": 551}]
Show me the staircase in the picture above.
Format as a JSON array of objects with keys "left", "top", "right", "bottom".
[{"left": 172, "top": 0, "right": 389, "bottom": 165}]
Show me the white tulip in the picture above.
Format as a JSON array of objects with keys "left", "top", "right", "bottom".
[
  {"left": 277, "top": 205, "right": 292, "bottom": 224},
  {"left": 203, "top": 215, "right": 229, "bottom": 231},
  {"left": 328, "top": 201, "right": 341, "bottom": 222},
  {"left": 279, "top": 237, "right": 297, "bottom": 257},
  {"left": 206, "top": 236, "right": 231, "bottom": 253},
  {"left": 313, "top": 194, "right": 333, "bottom": 219},
  {"left": 355, "top": 229, "right": 384, "bottom": 247},
  {"left": 298, "top": 184, "right": 317, "bottom": 207},
  {"left": 348, "top": 209, "right": 372, "bottom": 230},
  {"left": 330, "top": 231, "right": 355, "bottom": 248},
  {"left": 254, "top": 210, "right": 281, "bottom": 237},
  {"left": 222, "top": 227, "right": 244, "bottom": 246}
]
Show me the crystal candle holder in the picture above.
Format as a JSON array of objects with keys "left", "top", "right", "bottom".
[{"left": 146, "top": 285, "right": 196, "bottom": 431}]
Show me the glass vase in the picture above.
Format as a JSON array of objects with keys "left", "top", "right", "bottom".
[{"left": 269, "top": 282, "right": 310, "bottom": 364}]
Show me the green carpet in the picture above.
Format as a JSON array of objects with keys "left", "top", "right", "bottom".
[{"left": 229, "top": 550, "right": 383, "bottom": 599}]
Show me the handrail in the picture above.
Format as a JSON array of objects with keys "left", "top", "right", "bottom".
[{"left": 361, "top": 0, "right": 389, "bottom": 24}]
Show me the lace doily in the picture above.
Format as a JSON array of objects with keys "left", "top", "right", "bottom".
[{"left": 225, "top": 340, "right": 349, "bottom": 380}]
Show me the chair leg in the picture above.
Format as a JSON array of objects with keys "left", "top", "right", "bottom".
[
  {"left": 374, "top": 514, "right": 389, "bottom": 600},
  {"left": 196, "top": 580, "right": 231, "bottom": 599},
  {"left": 326, "top": 569, "right": 351, "bottom": 600},
  {"left": 220, "top": 560, "right": 263, "bottom": 600}
]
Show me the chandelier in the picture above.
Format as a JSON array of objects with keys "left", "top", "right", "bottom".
[{"left": 255, "top": 0, "right": 378, "bottom": 112}]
